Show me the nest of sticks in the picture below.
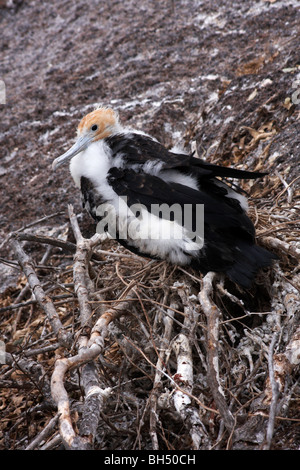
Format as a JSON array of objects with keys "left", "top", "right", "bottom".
[{"left": 0, "top": 144, "right": 299, "bottom": 451}]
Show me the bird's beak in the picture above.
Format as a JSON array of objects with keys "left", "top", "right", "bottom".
[{"left": 52, "top": 135, "right": 91, "bottom": 170}]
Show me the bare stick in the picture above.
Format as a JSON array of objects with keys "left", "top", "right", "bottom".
[
  {"left": 0, "top": 211, "right": 64, "bottom": 251},
  {"left": 173, "top": 285, "right": 211, "bottom": 449},
  {"left": 40, "top": 433, "right": 62, "bottom": 450},
  {"left": 68, "top": 205, "right": 95, "bottom": 327},
  {"left": 11, "top": 227, "right": 69, "bottom": 335},
  {"left": 172, "top": 285, "right": 195, "bottom": 414},
  {"left": 172, "top": 333, "right": 193, "bottom": 405},
  {"left": 51, "top": 298, "right": 132, "bottom": 449},
  {"left": 10, "top": 237, "right": 72, "bottom": 348},
  {"left": 0, "top": 299, "right": 37, "bottom": 313},
  {"left": 149, "top": 300, "right": 176, "bottom": 449},
  {"left": 199, "top": 272, "right": 235, "bottom": 431},
  {"left": 263, "top": 332, "right": 280, "bottom": 450},
  {"left": 52, "top": 205, "right": 106, "bottom": 449},
  {"left": 5, "top": 353, "right": 52, "bottom": 402},
  {"left": 16, "top": 232, "right": 76, "bottom": 253},
  {"left": 51, "top": 206, "right": 135, "bottom": 449},
  {"left": 88, "top": 293, "right": 136, "bottom": 347},
  {"left": 261, "top": 236, "right": 300, "bottom": 259},
  {"left": 78, "top": 362, "right": 109, "bottom": 449},
  {"left": 25, "top": 414, "right": 60, "bottom": 450},
  {"left": 15, "top": 230, "right": 103, "bottom": 262}
]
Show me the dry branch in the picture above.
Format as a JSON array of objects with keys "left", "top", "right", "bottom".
[
  {"left": 50, "top": 298, "right": 133, "bottom": 449},
  {"left": 16, "top": 232, "right": 76, "bottom": 253},
  {"left": 5, "top": 352, "right": 52, "bottom": 402},
  {"left": 172, "top": 333, "right": 209, "bottom": 450},
  {"left": 262, "top": 236, "right": 300, "bottom": 260},
  {"left": 15, "top": 230, "right": 104, "bottom": 262},
  {"left": 171, "top": 284, "right": 211, "bottom": 448},
  {"left": 263, "top": 331, "right": 280, "bottom": 450},
  {"left": 199, "top": 272, "right": 235, "bottom": 432},
  {"left": 25, "top": 414, "right": 59, "bottom": 450},
  {"left": 10, "top": 237, "right": 72, "bottom": 348},
  {"left": 49, "top": 205, "right": 137, "bottom": 449},
  {"left": 68, "top": 205, "right": 99, "bottom": 327},
  {"left": 149, "top": 300, "right": 176, "bottom": 450},
  {"left": 2, "top": 180, "right": 299, "bottom": 450}
]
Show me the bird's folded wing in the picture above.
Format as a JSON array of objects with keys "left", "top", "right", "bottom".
[
  {"left": 106, "top": 133, "right": 267, "bottom": 180},
  {"left": 107, "top": 168, "right": 255, "bottom": 239}
]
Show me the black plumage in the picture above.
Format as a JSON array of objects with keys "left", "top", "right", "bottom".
[{"left": 80, "top": 132, "right": 277, "bottom": 288}]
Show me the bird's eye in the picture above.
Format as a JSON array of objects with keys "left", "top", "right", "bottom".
[{"left": 91, "top": 124, "right": 98, "bottom": 131}]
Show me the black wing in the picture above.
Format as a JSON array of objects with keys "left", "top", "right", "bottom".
[
  {"left": 107, "top": 167, "right": 254, "bottom": 236},
  {"left": 80, "top": 176, "right": 107, "bottom": 222},
  {"left": 105, "top": 133, "right": 267, "bottom": 180},
  {"left": 107, "top": 168, "right": 254, "bottom": 241},
  {"left": 106, "top": 167, "right": 276, "bottom": 288}
]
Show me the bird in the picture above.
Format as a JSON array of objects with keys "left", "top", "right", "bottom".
[{"left": 52, "top": 106, "right": 277, "bottom": 288}]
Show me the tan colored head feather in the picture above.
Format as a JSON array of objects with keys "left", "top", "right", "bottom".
[{"left": 77, "top": 107, "right": 118, "bottom": 140}]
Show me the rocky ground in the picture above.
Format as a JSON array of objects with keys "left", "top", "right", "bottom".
[{"left": 0, "top": 0, "right": 299, "bottom": 451}]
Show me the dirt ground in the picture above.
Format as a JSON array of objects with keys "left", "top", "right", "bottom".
[{"left": 0, "top": 0, "right": 299, "bottom": 451}]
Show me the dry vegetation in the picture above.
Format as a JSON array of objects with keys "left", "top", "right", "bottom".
[
  {"left": 1, "top": 0, "right": 300, "bottom": 452},
  {"left": 1, "top": 131, "right": 299, "bottom": 450}
]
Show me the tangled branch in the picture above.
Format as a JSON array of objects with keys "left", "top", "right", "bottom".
[{"left": 1, "top": 188, "right": 299, "bottom": 450}]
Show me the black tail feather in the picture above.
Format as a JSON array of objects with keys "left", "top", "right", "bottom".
[
  {"left": 225, "top": 244, "right": 278, "bottom": 288},
  {"left": 195, "top": 160, "right": 268, "bottom": 180}
]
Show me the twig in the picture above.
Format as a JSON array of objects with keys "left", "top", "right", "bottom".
[
  {"left": 124, "top": 334, "right": 220, "bottom": 425},
  {"left": 173, "top": 285, "right": 211, "bottom": 449},
  {"left": 16, "top": 232, "right": 76, "bottom": 253},
  {"left": 261, "top": 236, "right": 300, "bottom": 259},
  {"left": 5, "top": 353, "right": 52, "bottom": 403},
  {"left": 12, "top": 229, "right": 63, "bottom": 335},
  {"left": 149, "top": 300, "right": 176, "bottom": 449},
  {"left": 15, "top": 231, "right": 103, "bottom": 262},
  {"left": 50, "top": 298, "right": 131, "bottom": 449},
  {"left": 263, "top": 332, "right": 280, "bottom": 450},
  {"left": 68, "top": 205, "right": 96, "bottom": 328},
  {"left": 10, "top": 237, "right": 72, "bottom": 348},
  {"left": 78, "top": 362, "right": 109, "bottom": 449},
  {"left": 40, "top": 433, "right": 62, "bottom": 450},
  {"left": 22, "top": 343, "right": 60, "bottom": 357},
  {"left": 0, "top": 211, "right": 64, "bottom": 251},
  {"left": 199, "top": 272, "right": 235, "bottom": 432},
  {"left": 0, "top": 299, "right": 37, "bottom": 313},
  {"left": 274, "top": 173, "right": 300, "bottom": 206},
  {"left": 51, "top": 206, "right": 135, "bottom": 449},
  {"left": 88, "top": 293, "right": 136, "bottom": 347},
  {"left": 25, "top": 414, "right": 60, "bottom": 450},
  {"left": 50, "top": 205, "right": 106, "bottom": 449}
]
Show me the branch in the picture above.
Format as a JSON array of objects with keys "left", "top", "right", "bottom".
[
  {"left": 199, "top": 272, "right": 235, "bottom": 431},
  {"left": 5, "top": 353, "right": 53, "bottom": 404},
  {"left": 50, "top": 299, "right": 132, "bottom": 449},
  {"left": 261, "top": 236, "right": 300, "bottom": 259},
  {"left": 10, "top": 237, "right": 72, "bottom": 348},
  {"left": 0, "top": 211, "right": 64, "bottom": 251},
  {"left": 78, "top": 362, "right": 110, "bottom": 449},
  {"left": 263, "top": 331, "right": 280, "bottom": 450},
  {"left": 51, "top": 206, "right": 135, "bottom": 449},
  {"left": 173, "top": 284, "right": 211, "bottom": 449},
  {"left": 25, "top": 414, "right": 60, "bottom": 450},
  {"left": 68, "top": 206, "right": 95, "bottom": 328},
  {"left": 16, "top": 232, "right": 76, "bottom": 253},
  {"left": 150, "top": 300, "right": 176, "bottom": 450},
  {"left": 15, "top": 230, "right": 103, "bottom": 262}
]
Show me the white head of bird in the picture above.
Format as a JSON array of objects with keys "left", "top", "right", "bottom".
[{"left": 52, "top": 107, "right": 120, "bottom": 171}]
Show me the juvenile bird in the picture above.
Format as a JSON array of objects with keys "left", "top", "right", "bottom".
[{"left": 52, "top": 107, "right": 276, "bottom": 288}]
